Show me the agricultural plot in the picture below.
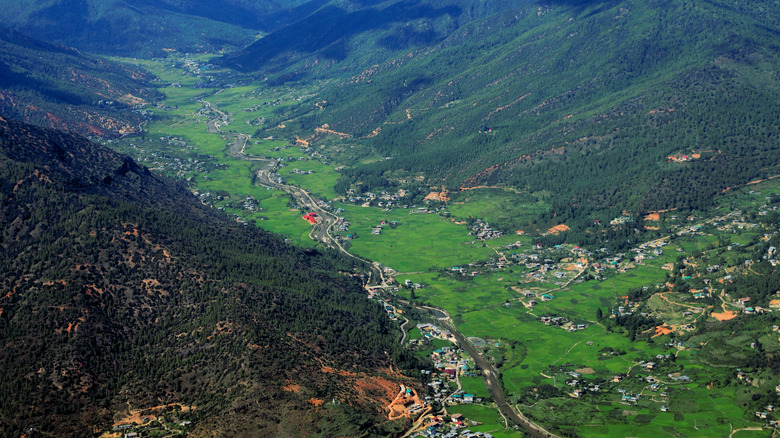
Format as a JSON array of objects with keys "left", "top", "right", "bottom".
[
  {"left": 449, "top": 188, "right": 550, "bottom": 232},
  {"left": 336, "top": 204, "right": 498, "bottom": 272},
  {"left": 277, "top": 160, "right": 340, "bottom": 199},
  {"left": 397, "top": 272, "right": 527, "bottom": 317},
  {"left": 446, "top": 404, "right": 509, "bottom": 437}
]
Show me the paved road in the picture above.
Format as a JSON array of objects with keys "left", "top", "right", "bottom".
[{"left": 421, "top": 305, "right": 559, "bottom": 438}]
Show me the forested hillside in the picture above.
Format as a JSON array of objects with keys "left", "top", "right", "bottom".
[
  {"left": 222, "top": 0, "right": 528, "bottom": 74},
  {"left": 243, "top": 0, "right": 780, "bottom": 232},
  {"left": 0, "top": 0, "right": 308, "bottom": 56},
  {"left": 0, "top": 118, "right": 416, "bottom": 437},
  {"left": 0, "top": 27, "right": 160, "bottom": 137}
]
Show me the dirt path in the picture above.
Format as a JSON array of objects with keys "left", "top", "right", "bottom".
[
  {"left": 551, "top": 339, "right": 586, "bottom": 365},
  {"left": 657, "top": 292, "right": 705, "bottom": 310},
  {"left": 729, "top": 426, "right": 767, "bottom": 438}
]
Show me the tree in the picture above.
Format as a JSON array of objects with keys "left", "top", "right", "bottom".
[{"left": 596, "top": 307, "right": 603, "bottom": 320}]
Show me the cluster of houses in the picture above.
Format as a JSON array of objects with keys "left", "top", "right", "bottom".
[
  {"left": 420, "top": 414, "right": 494, "bottom": 438},
  {"left": 345, "top": 188, "right": 408, "bottom": 208},
  {"left": 754, "top": 407, "right": 779, "bottom": 428},
  {"left": 404, "top": 279, "right": 425, "bottom": 290},
  {"left": 565, "top": 371, "right": 602, "bottom": 398},
  {"left": 335, "top": 217, "right": 351, "bottom": 234},
  {"left": 290, "top": 168, "right": 315, "bottom": 175},
  {"left": 416, "top": 323, "right": 453, "bottom": 341},
  {"left": 370, "top": 219, "right": 400, "bottom": 235},
  {"left": 468, "top": 219, "right": 503, "bottom": 240}
]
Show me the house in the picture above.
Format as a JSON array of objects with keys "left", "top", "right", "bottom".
[
  {"left": 463, "top": 394, "right": 475, "bottom": 403},
  {"left": 442, "top": 368, "right": 457, "bottom": 378}
]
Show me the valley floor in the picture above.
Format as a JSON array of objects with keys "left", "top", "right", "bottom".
[{"left": 101, "top": 53, "right": 780, "bottom": 438}]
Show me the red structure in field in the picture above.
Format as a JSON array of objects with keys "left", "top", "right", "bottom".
[{"left": 302, "top": 212, "right": 318, "bottom": 225}]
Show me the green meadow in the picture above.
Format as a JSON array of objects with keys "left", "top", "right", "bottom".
[
  {"left": 336, "top": 204, "right": 499, "bottom": 273},
  {"left": 277, "top": 160, "right": 340, "bottom": 199}
]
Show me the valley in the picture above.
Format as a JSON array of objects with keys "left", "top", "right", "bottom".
[
  {"left": 102, "top": 52, "right": 780, "bottom": 437},
  {"left": 1, "top": 0, "right": 778, "bottom": 437}
]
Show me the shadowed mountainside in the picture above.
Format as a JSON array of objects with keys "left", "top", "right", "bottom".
[{"left": 0, "top": 27, "right": 161, "bottom": 137}]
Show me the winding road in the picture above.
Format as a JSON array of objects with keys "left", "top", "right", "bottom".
[{"left": 200, "top": 96, "right": 554, "bottom": 437}]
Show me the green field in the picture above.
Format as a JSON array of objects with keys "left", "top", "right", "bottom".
[{"left": 337, "top": 204, "right": 500, "bottom": 273}]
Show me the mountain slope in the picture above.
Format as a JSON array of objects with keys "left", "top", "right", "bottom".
[
  {"left": 0, "top": 117, "right": 415, "bottom": 437},
  {"left": 255, "top": 0, "right": 780, "bottom": 231},
  {"left": 0, "top": 0, "right": 308, "bottom": 56},
  {"left": 0, "top": 27, "right": 161, "bottom": 137},
  {"left": 221, "top": 0, "right": 528, "bottom": 74}
]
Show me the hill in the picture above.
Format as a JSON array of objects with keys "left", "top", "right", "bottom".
[
  {"left": 0, "top": 0, "right": 310, "bottom": 56},
  {"left": 0, "top": 117, "right": 416, "bottom": 437},
  {"left": 0, "top": 27, "right": 161, "bottom": 137},
  {"left": 221, "top": 0, "right": 526, "bottom": 74},
  {"left": 239, "top": 0, "right": 780, "bottom": 234}
]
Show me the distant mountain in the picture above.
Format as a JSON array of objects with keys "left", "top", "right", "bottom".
[
  {"left": 247, "top": 0, "right": 780, "bottom": 231},
  {"left": 0, "top": 0, "right": 309, "bottom": 56},
  {"left": 0, "top": 27, "right": 160, "bottom": 137},
  {"left": 0, "top": 117, "right": 416, "bottom": 436},
  {"left": 221, "top": 0, "right": 526, "bottom": 74}
]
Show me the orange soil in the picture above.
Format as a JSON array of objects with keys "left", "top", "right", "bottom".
[
  {"left": 644, "top": 213, "right": 661, "bottom": 221},
  {"left": 282, "top": 384, "right": 302, "bottom": 393},
  {"left": 712, "top": 311, "right": 738, "bottom": 321},
  {"left": 386, "top": 386, "right": 425, "bottom": 421},
  {"left": 112, "top": 403, "right": 195, "bottom": 427},
  {"left": 424, "top": 191, "right": 449, "bottom": 202},
  {"left": 315, "top": 124, "right": 351, "bottom": 138},
  {"left": 365, "top": 127, "right": 382, "bottom": 138},
  {"left": 321, "top": 366, "right": 358, "bottom": 377},
  {"left": 653, "top": 325, "right": 674, "bottom": 337},
  {"left": 548, "top": 224, "right": 570, "bottom": 234},
  {"left": 721, "top": 174, "right": 780, "bottom": 193},
  {"left": 769, "top": 299, "right": 780, "bottom": 308}
]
